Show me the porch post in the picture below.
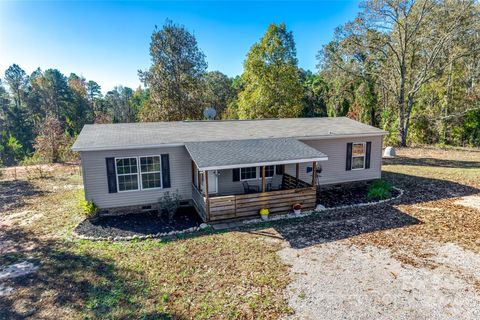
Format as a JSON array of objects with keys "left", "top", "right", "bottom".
[
  {"left": 311, "top": 161, "right": 317, "bottom": 189},
  {"left": 296, "top": 163, "right": 300, "bottom": 188},
  {"left": 197, "top": 169, "right": 201, "bottom": 190},
  {"left": 204, "top": 170, "right": 211, "bottom": 220},
  {"left": 261, "top": 166, "right": 266, "bottom": 192},
  {"left": 191, "top": 160, "right": 195, "bottom": 185}
]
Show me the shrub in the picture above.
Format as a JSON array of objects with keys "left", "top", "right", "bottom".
[
  {"left": 158, "top": 191, "right": 181, "bottom": 220},
  {"left": 79, "top": 198, "right": 99, "bottom": 218},
  {"left": 21, "top": 155, "right": 50, "bottom": 180},
  {"left": 367, "top": 179, "right": 393, "bottom": 200}
]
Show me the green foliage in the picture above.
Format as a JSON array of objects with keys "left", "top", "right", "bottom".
[
  {"left": 367, "top": 180, "right": 393, "bottom": 201},
  {"left": 204, "top": 71, "right": 236, "bottom": 118},
  {"left": 158, "top": 191, "right": 181, "bottom": 220},
  {"left": 139, "top": 20, "right": 207, "bottom": 121},
  {"left": 238, "top": 23, "right": 304, "bottom": 119},
  {"left": 79, "top": 197, "right": 99, "bottom": 218}
]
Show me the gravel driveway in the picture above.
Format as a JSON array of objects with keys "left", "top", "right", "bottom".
[{"left": 279, "top": 239, "right": 480, "bottom": 320}]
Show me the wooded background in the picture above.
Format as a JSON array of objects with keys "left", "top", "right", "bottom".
[{"left": 1, "top": 0, "right": 479, "bottom": 166}]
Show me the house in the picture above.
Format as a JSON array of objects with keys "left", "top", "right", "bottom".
[{"left": 72, "top": 117, "right": 388, "bottom": 222}]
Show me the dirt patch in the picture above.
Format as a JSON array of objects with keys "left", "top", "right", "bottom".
[
  {"left": 455, "top": 195, "right": 480, "bottom": 210},
  {"left": 279, "top": 241, "right": 480, "bottom": 320}
]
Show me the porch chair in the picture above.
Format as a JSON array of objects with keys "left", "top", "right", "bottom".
[{"left": 243, "top": 181, "right": 260, "bottom": 194}]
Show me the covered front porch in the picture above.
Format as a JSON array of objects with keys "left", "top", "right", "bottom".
[{"left": 186, "top": 138, "right": 328, "bottom": 222}]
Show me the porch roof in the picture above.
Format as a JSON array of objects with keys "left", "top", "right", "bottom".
[{"left": 185, "top": 138, "right": 328, "bottom": 171}]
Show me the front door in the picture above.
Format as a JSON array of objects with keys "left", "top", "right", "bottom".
[{"left": 202, "top": 170, "right": 218, "bottom": 194}]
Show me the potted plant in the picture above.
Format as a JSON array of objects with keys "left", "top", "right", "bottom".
[
  {"left": 259, "top": 208, "right": 269, "bottom": 221},
  {"left": 292, "top": 203, "right": 302, "bottom": 215}
]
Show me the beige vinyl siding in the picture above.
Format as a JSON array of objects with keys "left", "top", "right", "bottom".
[
  {"left": 80, "top": 146, "right": 192, "bottom": 209},
  {"left": 79, "top": 134, "right": 383, "bottom": 209},
  {"left": 291, "top": 136, "right": 383, "bottom": 185}
]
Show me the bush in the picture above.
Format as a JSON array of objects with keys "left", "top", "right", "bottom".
[
  {"left": 367, "top": 179, "right": 393, "bottom": 200},
  {"left": 79, "top": 198, "right": 99, "bottom": 218},
  {"left": 21, "top": 155, "right": 50, "bottom": 180},
  {"left": 158, "top": 191, "right": 180, "bottom": 220}
]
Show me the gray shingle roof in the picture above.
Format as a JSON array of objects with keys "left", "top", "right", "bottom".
[
  {"left": 185, "top": 138, "right": 328, "bottom": 170},
  {"left": 72, "top": 117, "right": 387, "bottom": 152}
]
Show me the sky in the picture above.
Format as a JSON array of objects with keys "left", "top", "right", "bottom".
[{"left": 0, "top": 1, "right": 360, "bottom": 93}]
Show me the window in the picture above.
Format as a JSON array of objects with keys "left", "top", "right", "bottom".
[
  {"left": 352, "top": 143, "right": 366, "bottom": 170},
  {"left": 241, "top": 165, "right": 276, "bottom": 180},
  {"left": 116, "top": 157, "right": 139, "bottom": 191},
  {"left": 264, "top": 165, "right": 275, "bottom": 178},
  {"left": 240, "top": 167, "right": 257, "bottom": 180},
  {"left": 140, "top": 156, "right": 162, "bottom": 189}
]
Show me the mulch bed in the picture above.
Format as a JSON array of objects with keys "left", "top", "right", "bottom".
[
  {"left": 317, "top": 182, "right": 400, "bottom": 208},
  {"left": 74, "top": 206, "right": 203, "bottom": 238}
]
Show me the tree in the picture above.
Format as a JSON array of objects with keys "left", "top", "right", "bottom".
[
  {"left": 68, "top": 73, "right": 94, "bottom": 133},
  {"left": 33, "top": 116, "right": 69, "bottom": 163},
  {"left": 3, "top": 65, "right": 35, "bottom": 159},
  {"left": 139, "top": 20, "right": 207, "bottom": 121},
  {"left": 300, "top": 70, "right": 328, "bottom": 117},
  {"left": 238, "top": 23, "right": 304, "bottom": 119},
  {"left": 104, "top": 86, "right": 136, "bottom": 123},
  {"left": 321, "top": 0, "right": 480, "bottom": 146},
  {"left": 204, "top": 71, "right": 236, "bottom": 118},
  {"left": 4, "top": 64, "right": 28, "bottom": 110}
]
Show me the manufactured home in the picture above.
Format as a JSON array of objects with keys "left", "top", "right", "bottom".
[{"left": 72, "top": 117, "right": 387, "bottom": 222}]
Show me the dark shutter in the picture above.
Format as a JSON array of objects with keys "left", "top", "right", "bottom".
[
  {"left": 232, "top": 168, "right": 240, "bottom": 181},
  {"left": 276, "top": 164, "right": 284, "bottom": 175},
  {"left": 346, "top": 143, "right": 353, "bottom": 171},
  {"left": 106, "top": 157, "right": 117, "bottom": 193},
  {"left": 365, "top": 141, "right": 372, "bottom": 169},
  {"left": 161, "top": 154, "right": 171, "bottom": 188}
]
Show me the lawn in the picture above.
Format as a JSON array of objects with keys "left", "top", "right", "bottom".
[{"left": 1, "top": 147, "right": 479, "bottom": 319}]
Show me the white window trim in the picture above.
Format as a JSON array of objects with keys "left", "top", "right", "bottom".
[
  {"left": 115, "top": 156, "right": 140, "bottom": 193},
  {"left": 351, "top": 142, "right": 366, "bottom": 171},
  {"left": 240, "top": 165, "right": 276, "bottom": 181},
  {"left": 114, "top": 155, "right": 163, "bottom": 193},
  {"left": 139, "top": 155, "right": 163, "bottom": 191}
]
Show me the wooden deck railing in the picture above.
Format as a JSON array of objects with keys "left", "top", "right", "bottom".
[
  {"left": 208, "top": 187, "right": 316, "bottom": 222},
  {"left": 191, "top": 184, "right": 207, "bottom": 221},
  {"left": 192, "top": 174, "right": 316, "bottom": 222}
]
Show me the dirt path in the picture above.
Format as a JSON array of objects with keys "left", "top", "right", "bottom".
[{"left": 279, "top": 240, "right": 480, "bottom": 320}]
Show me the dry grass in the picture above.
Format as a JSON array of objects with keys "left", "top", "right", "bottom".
[
  {"left": 1, "top": 165, "right": 291, "bottom": 319},
  {"left": 1, "top": 147, "right": 479, "bottom": 319},
  {"left": 351, "top": 147, "right": 480, "bottom": 267}
]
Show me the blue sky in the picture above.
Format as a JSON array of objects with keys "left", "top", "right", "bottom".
[{"left": 0, "top": 1, "right": 360, "bottom": 93}]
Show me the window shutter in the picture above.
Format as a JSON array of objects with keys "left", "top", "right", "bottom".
[
  {"left": 346, "top": 143, "right": 353, "bottom": 171},
  {"left": 161, "top": 154, "right": 171, "bottom": 188},
  {"left": 232, "top": 168, "right": 240, "bottom": 181},
  {"left": 365, "top": 141, "right": 372, "bottom": 169},
  {"left": 106, "top": 157, "right": 117, "bottom": 193},
  {"left": 276, "top": 164, "right": 284, "bottom": 175}
]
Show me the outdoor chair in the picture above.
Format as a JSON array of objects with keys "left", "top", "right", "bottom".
[{"left": 243, "top": 181, "right": 260, "bottom": 194}]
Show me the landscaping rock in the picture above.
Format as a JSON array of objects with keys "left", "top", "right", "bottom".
[
  {"left": 74, "top": 206, "right": 202, "bottom": 240},
  {"left": 383, "top": 146, "right": 396, "bottom": 158}
]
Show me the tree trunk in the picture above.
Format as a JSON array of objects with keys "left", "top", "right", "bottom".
[
  {"left": 397, "top": 66, "right": 407, "bottom": 146},
  {"left": 401, "top": 94, "right": 415, "bottom": 147}
]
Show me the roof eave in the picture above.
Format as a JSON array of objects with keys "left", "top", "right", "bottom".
[{"left": 196, "top": 156, "right": 329, "bottom": 171}]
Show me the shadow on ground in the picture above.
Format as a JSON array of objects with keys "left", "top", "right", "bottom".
[
  {"left": 383, "top": 156, "right": 480, "bottom": 168},
  {"left": 0, "top": 180, "right": 47, "bottom": 212},
  {"left": 247, "top": 170, "right": 479, "bottom": 249},
  {"left": 0, "top": 228, "right": 182, "bottom": 319}
]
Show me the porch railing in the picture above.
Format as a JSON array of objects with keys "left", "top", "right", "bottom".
[
  {"left": 191, "top": 183, "right": 207, "bottom": 221},
  {"left": 208, "top": 187, "right": 316, "bottom": 222}
]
